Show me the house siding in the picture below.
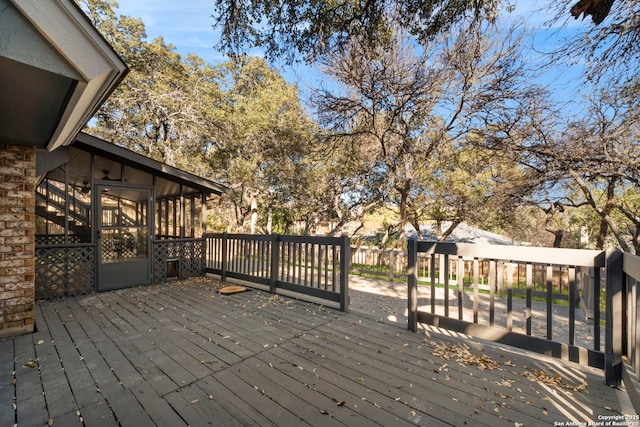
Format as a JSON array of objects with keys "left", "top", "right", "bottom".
[{"left": 0, "top": 143, "right": 36, "bottom": 338}]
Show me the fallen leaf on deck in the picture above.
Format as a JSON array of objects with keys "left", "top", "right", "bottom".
[
  {"left": 22, "top": 359, "right": 37, "bottom": 369},
  {"left": 425, "top": 340, "right": 499, "bottom": 371},
  {"left": 521, "top": 367, "right": 587, "bottom": 392},
  {"left": 494, "top": 392, "right": 513, "bottom": 399}
]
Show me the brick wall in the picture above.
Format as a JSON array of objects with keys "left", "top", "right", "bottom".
[{"left": 0, "top": 143, "right": 36, "bottom": 338}]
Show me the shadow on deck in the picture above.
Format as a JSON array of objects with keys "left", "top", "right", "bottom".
[{"left": 1, "top": 277, "right": 634, "bottom": 426}]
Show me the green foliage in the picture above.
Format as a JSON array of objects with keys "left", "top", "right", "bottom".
[
  {"left": 212, "top": 0, "right": 502, "bottom": 63},
  {"left": 315, "top": 19, "right": 540, "bottom": 243},
  {"left": 207, "top": 56, "right": 324, "bottom": 232},
  {"left": 78, "top": 0, "right": 330, "bottom": 235},
  {"left": 78, "top": 0, "right": 640, "bottom": 251}
]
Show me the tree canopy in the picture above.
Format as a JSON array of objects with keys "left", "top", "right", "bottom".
[
  {"left": 553, "top": 0, "right": 638, "bottom": 87},
  {"left": 212, "top": 0, "right": 502, "bottom": 63},
  {"left": 78, "top": 0, "right": 640, "bottom": 252}
]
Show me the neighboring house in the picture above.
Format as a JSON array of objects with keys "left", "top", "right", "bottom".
[
  {"left": 0, "top": 0, "right": 225, "bottom": 338},
  {"left": 407, "top": 222, "right": 516, "bottom": 245}
]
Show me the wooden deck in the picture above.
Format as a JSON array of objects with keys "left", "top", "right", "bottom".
[{"left": 1, "top": 277, "right": 634, "bottom": 426}]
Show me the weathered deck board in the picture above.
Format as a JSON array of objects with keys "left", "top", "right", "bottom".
[
  {"left": 195, "top": 375, "right": 280, "bottom": 426},
  {"left": 322, "top": 316, "right": 589, "bottom": 417},
  {"left": 261, "top": 345, "right": 431, "bottom": 426},
  {"left": 37, "top": 302, "right": 121, "bottom": 425},
  {"left": 14, "top": 333, "right": 48, "bottom": 426},
  {"left": 2, "top": 277, "right": 633, "bottom": 426},
  {"left": 0, "top": 338, "right": 15, "bottom": 427},
  {"left": 299, "top": 323, "right": 546, "bottom": 425},
  {"left": 32, "top": 309, "right": 78, "bottom": 420}
]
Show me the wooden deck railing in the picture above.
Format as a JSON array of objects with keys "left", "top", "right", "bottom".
[
  {"left": 623, "top": 251, "right": 640, "bottom": 411},
  {"left": 204, "top": 233, "right": 350, "bottom": 311},
  {"left": 404, "top": 241, "right": 635, "bottom": 387}
]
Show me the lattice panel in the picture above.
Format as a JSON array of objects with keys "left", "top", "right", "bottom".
[
  {"left": 36, "top": 234, "right": 91, "bottom": 245},
  {"left": 153, "top": 242, "right": 168, "bottom": 284},
  {"left": 182, "top": 240, "right": 205, "bottom": 277},
  {"left": 153, "top": 239, "right": 205, "bottom": 283},
  {"left": 35, "top": 246, "right": 95, "bottom": 300}
]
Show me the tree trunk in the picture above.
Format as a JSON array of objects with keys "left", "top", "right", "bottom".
[
  {"left": 439, "top": 218, "right": 462, "bottom": 242},
  {"left": 410, "top": 215, "right": 423, "bottom": 241},
  {"left": 249, "top": 194, "right": 258, "bottom": 234},
  {"left": 568, "top": 170, "right": 630, "bottom": 252},
  {"left": 595, "top": 217, "right": 608, "bottom": 250},
  {"left": 266, "top": 203, "right": 273, "bottom": 234},
  {"left": 545, "top": 228, "right": 564, "bottom": 248},
  {"left": 396, "top": 178, "right": 411, "bottom": 248}
]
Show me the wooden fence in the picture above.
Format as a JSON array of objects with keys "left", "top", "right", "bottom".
[{"left": 204, "top": 233, "right": 350, "bottom": 311}]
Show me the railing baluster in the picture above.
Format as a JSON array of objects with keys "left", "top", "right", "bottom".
[
  {"left": 260, "top": 240, "right": 266, "bottom": 277},
  {"left": 594, "top": 266, "right": 601, "bottom": 351},
  {"left": 507, "top": 262, "right": 513, "bottom": 331},
  {"left": 324, "top": 245, "right": 329, "bottom": 290},
  {"left": 315, "top": 244, "right": 321, "bottom": 289},
  {"left": 628, "top": 277, "right": 634, "bottom": 376},
  {"left": 489, "top": 260, "right": 496, "bottom": 326},
  {"left": 430, "top": 253, "right": 436, "bottom": 313},
  {"left": 297, "top": 242, "right": 302, "bottom": 285},
  {"left": 546, "top": 265, "right": 553, "bottom": 340},
  {"left": 332, "top": 244, "right": 337, "bottom": 292},
  {"left": 473, "top": 258, "right": 479, "bottom": 324},
  {"left": 221, "top": 232, "right": 227, "bottom": 282},
  {"left": 270, "top": 234, "right": 278, "bottom": 293},
  {"left": 443, "top": 254, "right": 449, "bottom": 317},
  {"left": 285, "top": 241, "right": 291, "bottom": 283},
  {"left": 304, "top": 243, "right": 313, "bottom": 288},
  {"left": 634, "top": 278, "right": 640, "bottom": 379},
  {"left": 408, "top": 239, "right": 418, "bottom": 332},
  {"left": 569, "top": 266, "right": 576, "bottom": 346},
  {"left": 244, "top": 239, "right": 249, "bottom": 275},
  {"left": 526, "top": 263, "right": 532, "bottom": 336},
  {"left": 457, "top": 256, "right": 463, "bottom": 321},
  {"left": 251, "top": 239, "right": 256, "bottom": 276}
]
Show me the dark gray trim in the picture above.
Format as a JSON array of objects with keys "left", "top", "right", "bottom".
[
  {"left": 416, "top": 311, "right": 605, "bottom": 368},
  {"left": 35, "top": 147, "right": 69, "bottom": 179},
  {"left": 74, "top": 132, "right": 227, "bottom": 196}
]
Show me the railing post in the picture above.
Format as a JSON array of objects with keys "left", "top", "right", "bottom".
[
  {"left": 270, "top": 234, "right": 279, "bottom": 293},
  {"left": 221, "top": 232, "right": 228, "bottom": 283},
  {"left": 339, "top": 235, "right": 350, "bottom": 312},
  {"left": 605, "top": 247, "right": 623, "bottom": 386},
  {"left": 408, "top": 239, "right": 418, "bottom": 332}
]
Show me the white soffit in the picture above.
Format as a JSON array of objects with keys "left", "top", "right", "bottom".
[{"left": 9, "top": 0, "right": 128, "bottom": 151}]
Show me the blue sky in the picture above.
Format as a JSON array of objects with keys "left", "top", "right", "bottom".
[
  {"left": 114, "top": 0, "right": 588, "bottom": 106},
  {"left": 115, "top": 0, "right": 327, "bottom": 95},
  {"left": 115, "top": 0, "right": 224, "bottom": 64}
]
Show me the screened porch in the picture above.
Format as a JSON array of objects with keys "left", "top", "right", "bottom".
[{"left": 34, "top": 132, "right": 226, "bottom": 300}]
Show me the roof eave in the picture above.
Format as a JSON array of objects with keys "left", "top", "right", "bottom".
[
  {"left": 74, "top": 132, "right": 228, "bottom": 196},
  {"left": 10, "top": 0, "right": 129, "bottom": 151}
]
